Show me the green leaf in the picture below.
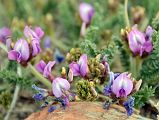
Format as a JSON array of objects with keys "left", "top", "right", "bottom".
[
  {"left": 0, "top": 69, "right": 33, "bottom": 88},
  {"left": 133, "top": 85, "right": 155, "bottom": 108}
]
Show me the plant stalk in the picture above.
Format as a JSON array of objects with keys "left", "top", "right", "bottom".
[
  {"left": 124, "top": 0, "right": 130, "bottom": 27},
  {"left": 4, "top": 66, "right": 21, "bottom": 120},
  {"left": 28, "top": 63, "right": 52, "bottom": 89}
]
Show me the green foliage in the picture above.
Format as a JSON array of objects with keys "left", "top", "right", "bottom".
[
  {"left": 58, "top": 0, "right": 80, "bottom": 41},
  {"left": 0, "top": 91, "right": 12, "bottom": 109},
  {"left": 0, "top": 69, "right": 33, "bottom": 88},
  {"left": 139, "top": 31, "right": 159, "bottom": 85},
  {"left": 114, "top": 36, "right": 130, "bottom": 71},
  {"left": 133, "top": 85, "right": 155, "bottom": 108},
  {"left": 100, "top": 40, "right": 118, "bottom": 64},
  {"left": 80, "top": 40, "right": 99, "bottom": 57}
]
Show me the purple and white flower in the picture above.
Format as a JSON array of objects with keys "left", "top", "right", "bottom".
[
  {"left": 127, "top": 25, "right": 153, "bottom": 56},
  {"left": 79, "top": 3, "right": 94, "bottom": 36},
  {"left": 52, "top": 77, "right": 70, "bottom": 98},
  {"left": 69, "top": 54, "right": 88, "bottom": 77},
  {"left": 24, "top": 26, "right": 44, "bottom": 56},
  {"left": 8, "top": 39, "right": 30, "bottom": 63},
  {"left": 36, "top": 60, "right": 56, "bottom": 79}
]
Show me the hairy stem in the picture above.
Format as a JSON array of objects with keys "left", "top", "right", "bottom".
[
  {"left": 124, "top": 0, "right": 130, "bottom": 27},
  {"left": 4, "top": 66, "right": 21, "bottom": 120},
  {"left": 28, "top": 63, "right": 52, "bottom": 89}
]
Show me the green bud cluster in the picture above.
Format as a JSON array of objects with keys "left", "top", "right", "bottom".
[
  {"left": 87, "top": 56, "right": 106, "bottom": 83},
  {"left": 66, "top": 48, "right": 82, "bottom": 63},
  {"left": 76, "top": 80, "right": 97, "bottom": 101}
]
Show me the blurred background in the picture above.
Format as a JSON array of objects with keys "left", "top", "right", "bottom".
[{"left": 1, "top": 0, "right": 159, "bottom": 119}]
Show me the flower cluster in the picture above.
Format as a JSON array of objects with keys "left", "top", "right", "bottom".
[
  {"left": 121, "top": 25, "right": 154, "bottom": 57},
  {"left": 103, "top": 72, "right": 142, "bottom": 116},
  {"left": 8, "top": 26, "right": 44, "bottom": 66}
]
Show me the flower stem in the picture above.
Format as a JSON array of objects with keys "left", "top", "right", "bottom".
[
  {"left": 28, "top": 63, "right": 52, "bottom": 89},
  {"left": 0, "top": 43, "right": 8, "bottom": 53},
  {"left": 130, "top": 56, "right": 142, "bottom": 78},
  {"left": 4, "top": 66, "right": 21, "bottom": 120},
  {"left": 124, "top": 0, "right": 130, "bottom": 27}
]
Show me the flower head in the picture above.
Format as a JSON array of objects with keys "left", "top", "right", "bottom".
[
  {"left": 112, "top": 72, "right": 133, "bottom": 98},
  {"left": 52, "top": 77, "right": 70, "bottom": 98},
  {"left": 127, "top": 25, "right": 153, "bottom": 56},
  {"left": 0, "top": 27, "right": 11, "bottom": 43},
  {"left": 8, "top": 39, "right": 30, "bottom": 63},
  {"left": 79, "top": 3, "right": 94, "bottom": 36},
  {"left": 24, "top": 26, "right": 44, "bottom": 56},
  {"left": 123, "top": 97, "right": 135, "bottom": 116},
  {"left": 79, "top": 3, "right": 94, "bottom": 24},
  {"left": 36, "top": 60, "right": 56, "bottom": 79},
  {"left": 69, "top": 54, "right": 88, "bottom": 77}
]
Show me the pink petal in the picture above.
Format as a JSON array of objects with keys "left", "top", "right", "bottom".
[
  {"left": 24, "top": 26, "right": 38, "bottom": 40},
  {"left": 8, "top": 50, "right": 20, "bottom": 61},
  {"left": 112, "top": 72, "right": 133, "bottom": 98},
  {"left": 127, "top": 25, "right": 145, "bottom": 55},
  {"left": 52, "top": 77, "right": 70, "bottom": 98},
  {"left": 79, "top": 54, "right": 88, "bottom": 77},
  {"left": 35, "top": 60, "right": 46, "bottom": 74},
  {"left": 69, "top": 62, "right": 80, "bottom": 76},
  {"left": 79, "top": 3, "right": 94, "bottom": 24},
  {"left": 14, "top": 39, "right": 30, "bottom": 61},
  {"left": 31, "top": 40, "right": 41, "bottom": 56},
  {"left": 34, "top": 27, "right": 44, "bottom": 39},
  {"left": 43, "top": 61, "right": 56, "bottom": 78}
]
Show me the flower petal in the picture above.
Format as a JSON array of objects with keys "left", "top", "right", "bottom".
[
  {"left": 52, "top": 77, "right": 70, "bottom": 98},
  {"left": 43, "top": 61, "right": 56, "bottom": 78},
  {"left": 34, "top": 27, "right": 44, "bottom": 39},
  {"left": 14, "top": 39, "right": 30, "bottom": 61},
  {"left": 69, "top": 62, "right": 80, "bottom": 76},
  {"left": 79, "top": 3, "right": 94, "bottom": 24},
  {"left": 112, "top": 72, "right": 133, "bottom": 98},
  {"left": 8, "top": 50, "right": 20, "bottom": 61},
  {"left": 79, "top": 54, "right": 88, "bottom": 77},
  {"left": 35, "top": 60, "right": 46, "bottom": 74}
]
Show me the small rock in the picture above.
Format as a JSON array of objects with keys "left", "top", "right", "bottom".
[{"left": 25, "top": 102, "right": 151, "bottom": 120}]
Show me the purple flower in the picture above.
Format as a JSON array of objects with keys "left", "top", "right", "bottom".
[
  {"left": 48, "top": 106, "right": 56, "bottom": 113},
  {"left": 24, "top": 26, "right": 44, "bottom": 56},
  {"left": 24, "top": 26, "right": 44, "bottom": 41},
  {"left": 69, "top": 54, "right": 88, "bottom": 77},
  {"left": 79, "top": 3, "right": 94, "bottom": 36},
  {"left": 79, "top": 3, "right": 94, "bottom": 24},
  {"left": 127, "top": 25, "right": 153, "bottom": 56},
  {"left": 112, "top": 72, "right": 133, "bottom": 98},
  {"left": 123, "top": 97, "right": 135, "bottom": 116},
  {"left": 36, "top": 60, "right": 56, "bottom": 79},
  {"left": 33, "top": 93, "right": 45, "bottom": 101},
  {"left": 0, "top": 27, "right": 11, "bottom": 43},
  {"left": 103, "top": 72, "right": 115, "bottom": 96},
  {"left": 32, "top": 84, "right": 48, "bottom": 101},
  {"left": 8, "top": 39, "right": 30, "bottom": 63},
  {"left": 52, "top": 77, "right": 70, "bottom": 98}
]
